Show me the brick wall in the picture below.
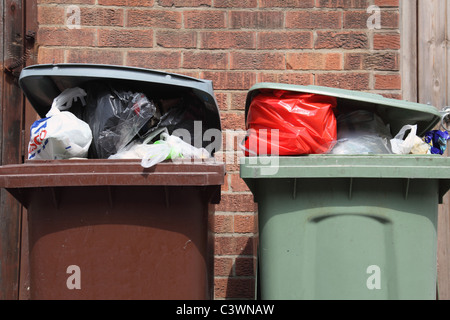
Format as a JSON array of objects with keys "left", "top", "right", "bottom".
[{"left": 36, "top": 0, "right": 401, "bottom": 299}]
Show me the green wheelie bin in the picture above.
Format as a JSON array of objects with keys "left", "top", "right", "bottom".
[{"left": 240, "top": 83, "right": 450, "bottom": 300}]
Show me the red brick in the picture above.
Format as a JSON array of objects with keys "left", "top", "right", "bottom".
[
  {"left": 200, "top": 31, "right": 255, "bottom": 49},
  {"left": 38, "top": 6, "right": 65, "bottom": 25},
  {"left": 344, "top": 52, "right": 399, "bottom": 71},
  {"left": 260, "top": 0, "right": 314, "bottom": 8},
  {"left": 66, "top": 49, "right": 124, "bottom": 65},
  {"left": 214, "top": 258, "right": 234, "bottom": 277},
  {"left": 37, "top": 27, "right": 96, "bottom": 46},
  {"left": 374, "top": 74, "right": 401, "bottom": 90},
  {"left": 214, "top": 236, "right": 254, "bottom": 255},
  {"left": 214, "top": 277, "right": 255, "bottom": 299},
  {"left": 230, "top": 174, "right": 249, "bottom": 192},
  {"left": 286, "top": 11, "right": 341, "bottom": 29},
  {"left": 184, "top": 10, "right": 226, "bottom": 29},
  {"left": 317, "top": 0, "right": 369, "bottom": 8},
  {"left": 343, "top": 10, "right": 368, "bottom": 29},
  {"left": 156, "top": 30, "right": 197, "bottom": 48},
  {"left": 235, "top": 257, "right": 255, "bottom": 276},
  {"left": 230, "top": 52, "right": 285, "bottom": 70},
  {"left": 80, "top": 7, "right": 124, "bottom": 26},
  {"left": 374, "top": 33, "right": 400, "bottom": 50},
  {"left": 214, "top": 0, "right": 257, "bottom": 7},
  {"left": 38, "top": 0, "right": 95, "bottom": 3},
  {"left": 315, "top": 31, "right": 369, "bottom": 49},
  {"left": 215, "top": 193, "right": 256, "bottom": 212},
  {"left": 158, "top": 0, "right": 211, "bottom": 6},
  {"left": 230, "top": 11, "right": 283, "bottom": 29},
  {"left": 315, "top": 72, "right": 370, "bottom": 90},
  {"left": 286, "top": 52, "right": 342, "bottom": 70},
  {"left": 375, "top": 0, "right": 399, "bottom": 7},
  {"left": 37, "top": 47, "right": 65, "bottom": 64},
  {"left": 220, "top": 112, "right": 245, "bottom": 131},
  {"left": 230, "top": 92, "right": 247, "bottom": 111},
  {"left": 381, "top": 11, "right": 399, "bottom": 29},
  {"left": 127, "top": 50, "right": 181, "bottom": 69},
  {"left": 234, "top": 214, "right": 256, "bottom": 233},
  {"left": 183, "top": 51, "right": 228, "bottom": 69},
  {"left": 257, "top": 72, "right": 313, "bottom": 85},
  {"left": 214, "top": 214, "right": 234, "bottom": 233},
  {"left": 215, "top": 92, "right": 229, "bottom": 111},
  {"left": 258, "top": 31, "right": 312, "bottom": 50},
  {"left": 127, "top": 9, "right": 182, "bottom": 28},
  {"left": 98, "top": 0, "right": 154, "bottom": 5},
  {"left": 98, "top": 29, "right": 153, "bottom": 47},
  {"left": 202, "top": 71, "right": 257, "bottom": 90}
]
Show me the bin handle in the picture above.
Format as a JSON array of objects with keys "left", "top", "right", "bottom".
[{"left": 440, "top": 107, "right": 450, "bottom": 131}]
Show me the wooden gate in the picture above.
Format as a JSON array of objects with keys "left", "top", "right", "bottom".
[
  {"left": 401, "top": 0, "right": 450, "bottom": 300},
  {"left": 0, "top": 0, "right": 37, "bottom": 300}
]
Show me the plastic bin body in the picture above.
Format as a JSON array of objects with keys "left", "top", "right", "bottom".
[
  {"left": 0, "top": 160, "right": 223, "bottom": 299},
  {"left": 241, "top": 155, "right": 450, "bottom": 300}
]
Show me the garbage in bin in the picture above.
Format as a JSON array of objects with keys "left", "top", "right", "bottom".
[
  {"left": 20, "top": 64, "right": 222, "bottom": 163},
  {"left": 330, "top": 110, "right": 392, "bottom": 155},
  {"left": 83, "top": 82, "right": 157, "bottom": 159},
  {"left": 423, "top": 130, "right": 450, "bottom": 155},
  {"left": 240, "top": 83, "right": 450, "bottom": 300},
  {"left": 0, "top": 63, "right": 225, "bottom": 300},
  {"left": 28, "top": 87, "right": 92, "bottom": 160},
  {"left": 110, "top": 128, "right": 212, "bottom": 168},
  {"left": 242, "top": 89, "right": 337, "bottom": 156}
]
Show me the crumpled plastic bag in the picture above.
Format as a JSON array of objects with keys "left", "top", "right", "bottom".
[
  {"left": 330, "top": 110, "right": 392, "bottom": 155},
  {"left": 84, "top": 83, "right": 157, "bottom": 159},
  {"left": 423, "top": 130, "right": 450, "bottom": 155},
  {"left": 109, "top": 128, "right": 211, "bottom": 168},
  {"left": 390, "top": 124, "right": 432, "bottom": 155},
  {"left": 243, "top": 90, "right": 337, "bottom": 156},
  {"left": 28, "top": 87, "right": 93, "bottom": 160}
]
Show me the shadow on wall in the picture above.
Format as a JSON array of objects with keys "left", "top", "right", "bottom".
[{"left": 215, "top": 236, "right": 257, "bottom": 300}]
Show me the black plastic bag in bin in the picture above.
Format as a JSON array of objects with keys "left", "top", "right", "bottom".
[{"left": 84, "top": 83, "right": 157, "bottom": 159}]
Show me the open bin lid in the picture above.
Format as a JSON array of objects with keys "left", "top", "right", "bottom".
[
  {"left": 19, "top": 63, "right": 221, "bottom": 139},
  {"left": 245, "top": 83, "right": 442, "bottom": 137}
]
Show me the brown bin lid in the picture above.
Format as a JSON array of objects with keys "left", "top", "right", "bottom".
[{"left": 0, "top": 160, "right": 225, "bottom": 188}]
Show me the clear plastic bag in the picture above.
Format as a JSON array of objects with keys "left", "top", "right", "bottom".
[
  {"left": 330, "top": 110, "right": 393, "bottom": 155},
  {"left": 84, "top": 83, "right": 157, "bottom": 159}
]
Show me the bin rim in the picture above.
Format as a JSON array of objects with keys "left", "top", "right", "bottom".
[{"left": 245, "top": 83, "right": 442, "bottom": 137}]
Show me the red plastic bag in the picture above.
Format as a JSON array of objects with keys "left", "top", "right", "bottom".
[{"left": 242, "top": 90, "right": 337, "bottom": 156}]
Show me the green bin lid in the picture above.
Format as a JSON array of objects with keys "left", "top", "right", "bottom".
[
  {"left": 245, "top": 83, "right": 442, "bottom": 137},
  {"left": 19, "top": 63, "right": 221, "bottom": 133}
]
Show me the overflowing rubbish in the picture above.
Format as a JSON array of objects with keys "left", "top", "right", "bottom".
[
  {"left": 28, "top": 87, "right": 93, "bottom": 160},
  {"left": 84, "top": 83, "right": 157, "bottom": 159},
  {"left": 330, "top": 110, "right": 392, "bottom": 155},
  {"left": 423, "top": 130, "right": 450, "bottom": 155},
  {"left": 243, "top": 89, "right": 337, "bottom": 156},
  {"left": 27, "top": 82, "right": 214, "bottom": 166},
  {"left": 109, "top": 128, "right": 211, "bottom": 168}
]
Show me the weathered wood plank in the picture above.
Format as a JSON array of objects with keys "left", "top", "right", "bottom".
[
  {"left": 0, "top": 0, "right": 25, "bottom": 300},
  {"left": 417, "top": 0, "right": 450, "bottom": 300}
]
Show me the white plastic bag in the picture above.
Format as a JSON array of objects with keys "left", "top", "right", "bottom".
[
  {"left": 141, "top": 133, "right": 210, "bottom": 168},
  {"left": 390, "top": 125, "right": 418, "bottom": 155},
  {"left": 109, "top": 128, "right": 211, "bottom": 168},
  {"left": 28, "top": 88, "right": 93, "bottom": 160}
]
